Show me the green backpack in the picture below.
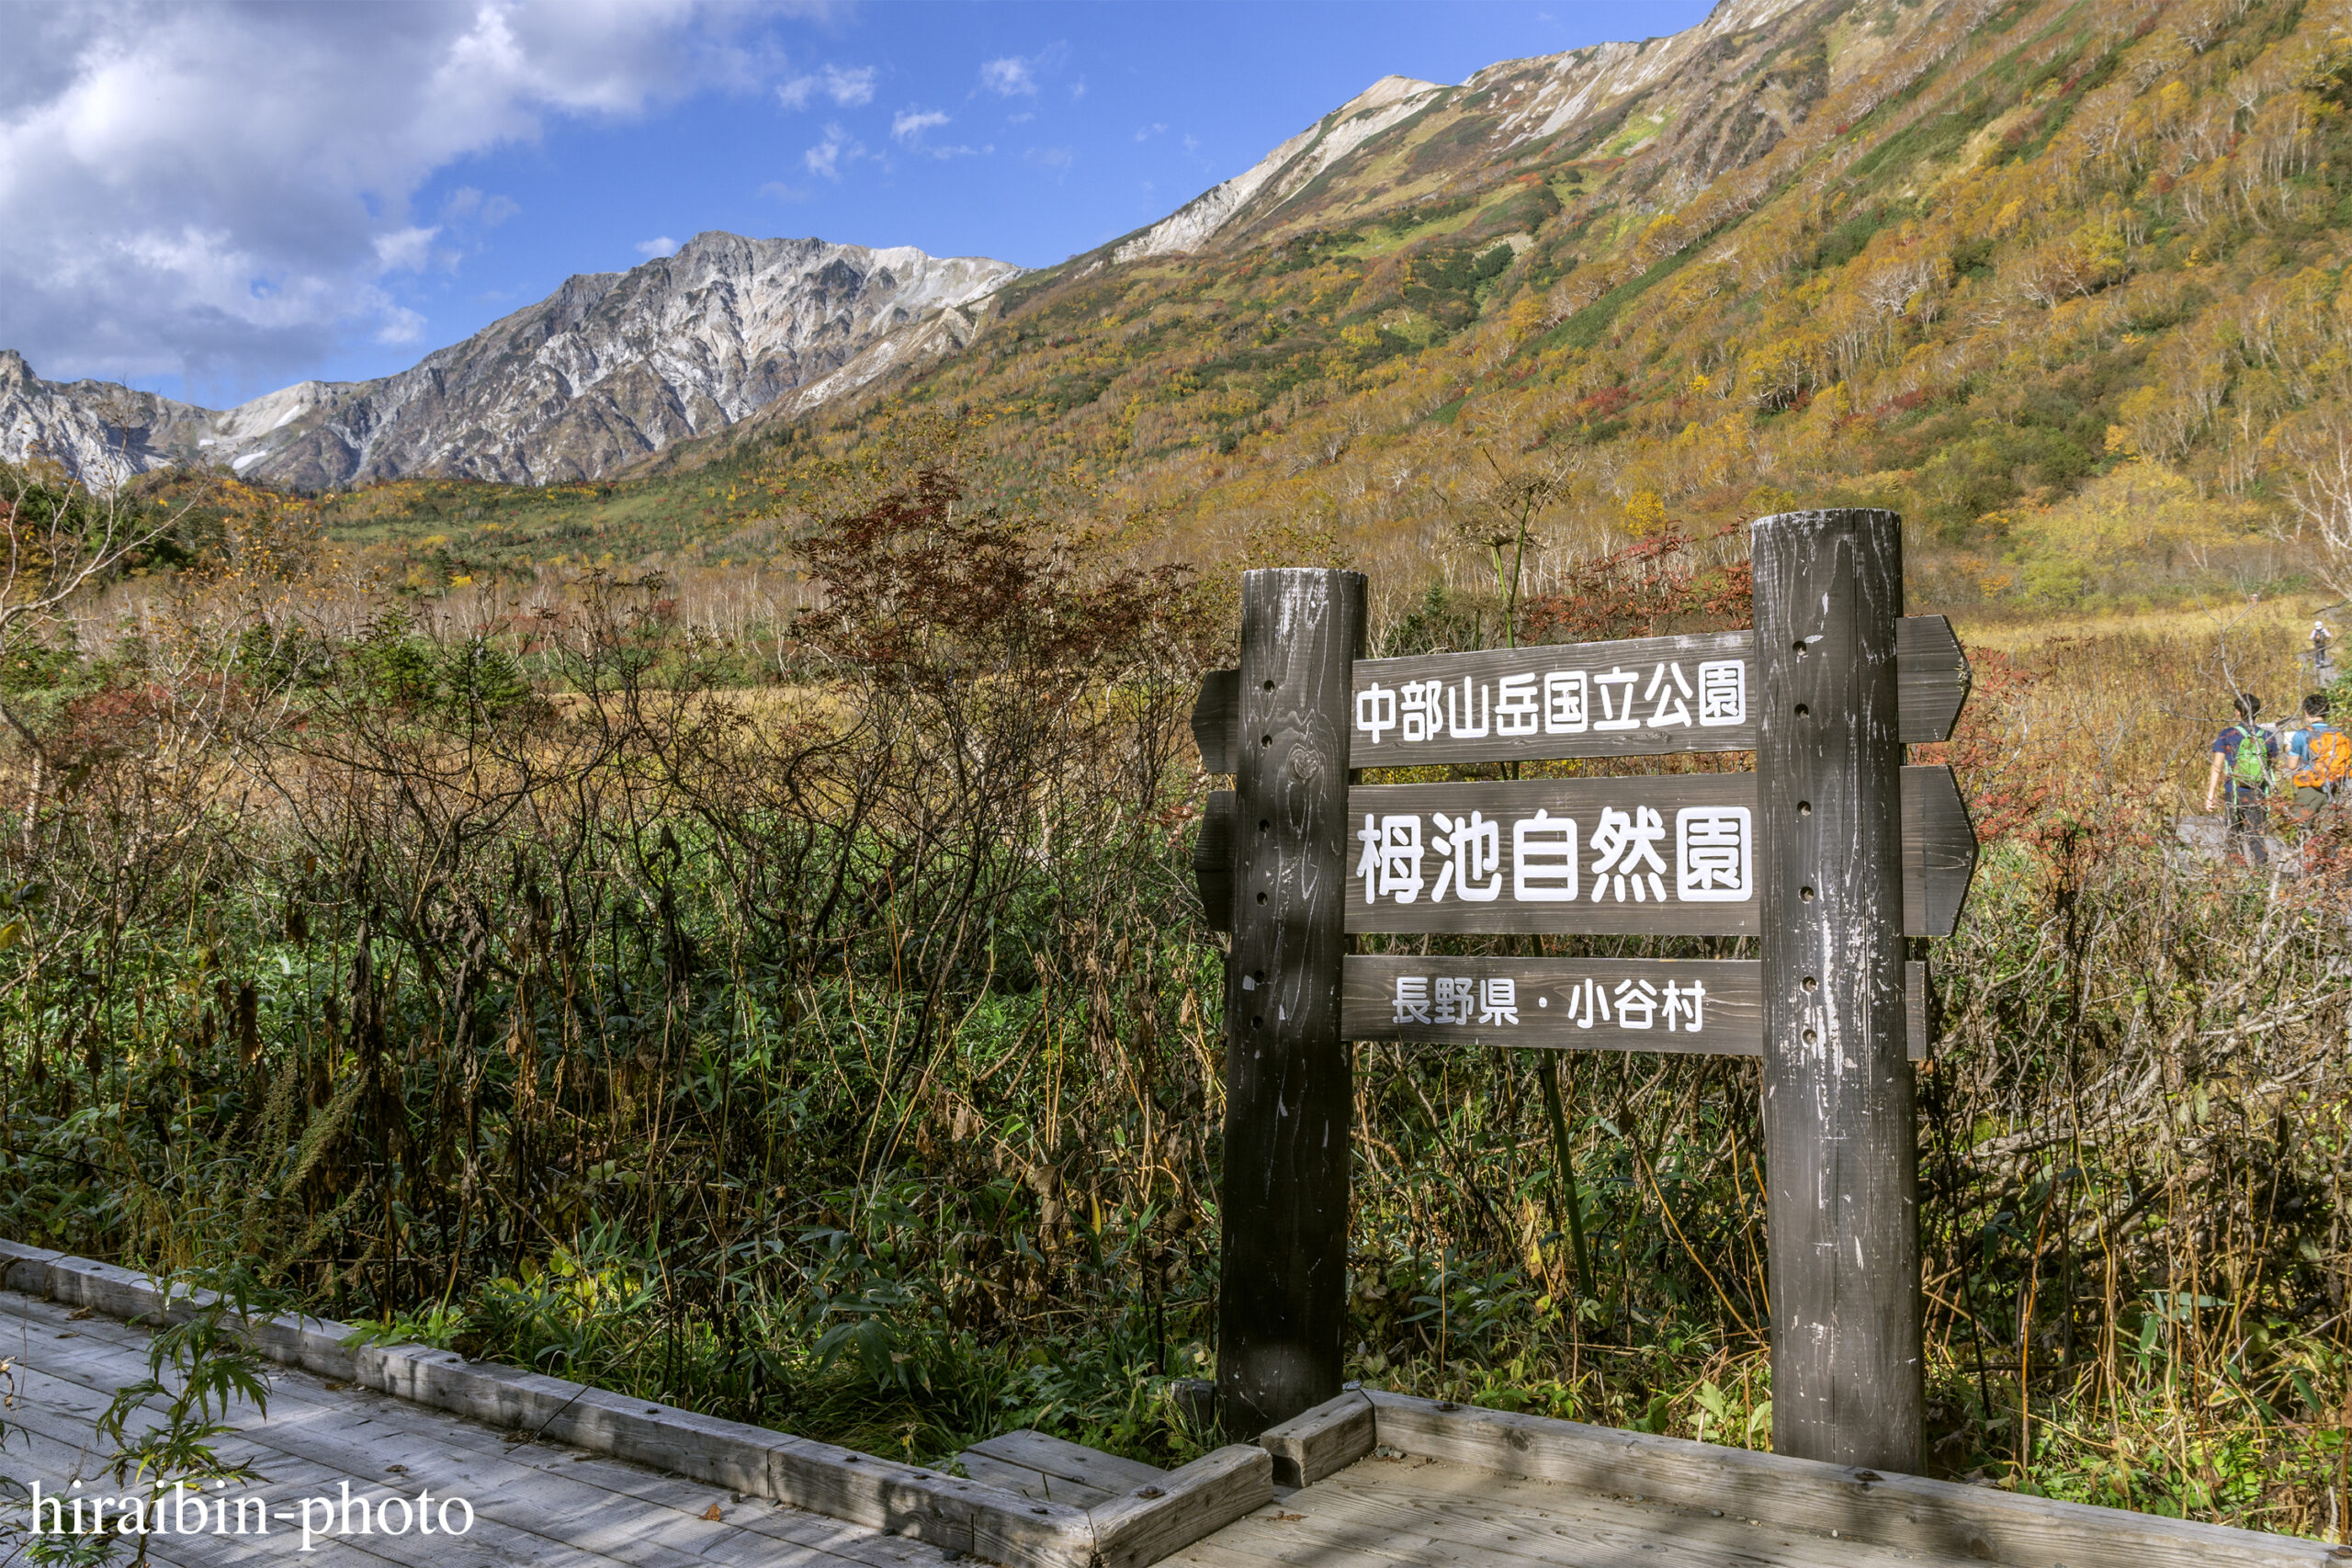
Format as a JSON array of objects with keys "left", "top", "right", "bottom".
[{"left": 2233, "top": 728, "right": 2271, "bottom": 788}]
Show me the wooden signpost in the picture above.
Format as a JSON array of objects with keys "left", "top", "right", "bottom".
[{"left": 1196, "top": 511, "right": 1975, "bottom": 1476}]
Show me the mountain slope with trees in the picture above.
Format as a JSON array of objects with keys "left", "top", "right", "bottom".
[{"left": 689, "top": 0, "right": 2352, "bottom": 620}]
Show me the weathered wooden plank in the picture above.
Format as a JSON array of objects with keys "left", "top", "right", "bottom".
[
  {"left": 7, "top": 1295, "right": 952, "bottom": 1568},
  {"left": 1341, "top": 955, "right": 1760, "bottom": 1053},
  {"left": 1193, "top": 621, "right": 1967, "bottom": 771},
  {"left": 1901, "top": 763, "right": 1976, "bottom": 939},
  {"left": 1219, "top": 570, "right": 1363, "bottom": 1438},
  {"left": 1339, "top": 956, "right": 1929, "bottom": 1062},
  {"left": 1351, "top": 629, "right": 1757, "bottom": 764},
  {"left": 1328, "top": 1456, "right": 1951, "bottom": 1568},
  {"left": 968, "top": 1429, "right": 1165, "bottom": 1494},
  {"left": 1087, "top": 1444, "right": 1273, "bottom": 1568},
  {"left": 1895, "top": 615, "right": 1970, "bottom": 744},
  {"left": 1346, "top": 774, "right": 1760, "bottom": 936},
  {"left": 0, "top": 1236, "right": 65, "bottom": 1293},
  {"left": 1365, "top": 1390, "right": 2338, "bottom": 1568},
  {"left": 1754, "top": 507, "right": 1919, "bottom": 1472},
  {"left": 1908, "top": 958, "right": 1930, "bottom": 1060},
  {"left": 1192, "top": 1453, "right": 1950, "bottom": 1568},
  {"left": 1195, "top": 790, "right": 1237, "bottom": 932},
  {"left": 1193, "top": 669, "right": 1240, "bottom": 774},
  {"left": 1252, "top": 1389, "right": 1373, "bottom": 1490},
  {"left": 23, "top": 1251, "right": 364, "bottom": 1382},
  {"left": 1345, "top": 772, "right": 1972, "bottom": 939},
  {"left": 12, "top": 1264, "right": 1069, "bottom": 1568},
  {"left": 359, "top": 1347, "right": 1093, "bottom": 1568},
  {"left": 956, "top": 1450, "right": 1096, "bottom": 1507},
  {"left": 2, "top": 1370, "right": 669, "bottom": 1568}
]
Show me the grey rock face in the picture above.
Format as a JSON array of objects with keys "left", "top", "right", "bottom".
[{"left": 1, "top": 233, "right": 1021, "bottom": 488}]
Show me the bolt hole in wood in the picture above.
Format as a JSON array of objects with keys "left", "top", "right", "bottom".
[
  {"left": 1261, "top": 733, "right": 1272, "bottom": 746},
  {"left": 1797, "top": 801, "right": 1811, "bottom": 816},
  {"left": 1801, "top": 886, "right": 1815, "bottom": 901},
  {"left": 1803, "top": 977, "right": 1817, "bottom": 992},
  {"left": 1793, "top": 703, "right": 1809, "bottom": 716},
  {"left": 1804, "top": 1029, "right": 1818, "bottom": 1044}
]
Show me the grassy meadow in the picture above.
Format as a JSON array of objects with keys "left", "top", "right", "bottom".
[{"left": 2, "top": 446, "right": 2352, "bottom": 1549}]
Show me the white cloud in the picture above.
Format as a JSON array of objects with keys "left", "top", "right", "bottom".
[
  {"left": 375, "top": 306, "right": 428, "bottom": 344},
  {"left": 635, "top": 236, "right": 679, "bottom": 257},
  {"left": 892, "top": 108, "right": 951, "bottom": 143},
  {"left": 0, "top": 1, "right": 803, "bottom": 397},
  {"left": 804, "top": 121, "right": 865, "bottom": 179},
  {"left": 373, "top": 226, "right": 439, "bottom": 273},
  {"left": 1024, "top": 146, "right": 1072, "bottom": 170},
  {"left": 777, "top": 62, "right": 875, "bottom": 110},
  {"left": 979, "top": 56, "right": 1036, "bottom": 96},
  {"left": 1135, "top": 122, "right": 1166, "bottom": 141}
]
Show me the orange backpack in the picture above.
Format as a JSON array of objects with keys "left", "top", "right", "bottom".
[{"left": 2295, "top": 725, "right": 2352, "bottom": 791}]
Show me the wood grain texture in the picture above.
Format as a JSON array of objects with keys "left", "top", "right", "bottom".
[
  {"left": 1252, "top": 1390, "right": 1374, "bottom": 1489},
  {"left": 1345, "top": 774, "right": 1761, "bottom": 936},
  {"left": 963, "top": 1430, "right": 1165, "bottom": 1510},
  {"left": 1195, "top": 791, "right": 1237, "bottom": 933},
  {"left": 1363, "top": 1390, "right": 2337, "bottom": 1568},
  {"left": 1345, "top": 772, "right": 1971, "bottom": 938},
  {"left": 1179, "top": 1450, "right": 1972, "bottom": 1568},
  {"left": 1193, "top": 670, "right": 1239, "bottom": 774},
  {"left": 1341, "top": 955, "right": 1763, "bottom": 1054},
  {"left": 1340, "top": 956, "right": 1928, "bottom": 1061},
  {"left": 10, "top": 1290, "right": 953, "bottom": 1568},
  {"left": 1190, "top": 621, "right": 1967, "bottom": 771},
  {"left": 1894, "top": 615, "right": 1971, "bottom": 744},
  {"left": 1086, "top": 1445, "right": 1274, "bottom": 1568},
  {"left": 1218, "top": 569, "right": 1364, "bottom": 1438},
  {"left": 1900, "top": 764, "right": 1976, "bottom": 939},
  {"left": 1351, "top": 629, "right": 1757, "bottom": 763},
  {"left": 1752, "top": 508, "right": 1921, "bottom": 1472},
  {"left": 3, "top": 1288, "right": 963, "bottom": 1568},
  {"left": 11, "top": 1245, "right": 1092, "bottom": 1568}
]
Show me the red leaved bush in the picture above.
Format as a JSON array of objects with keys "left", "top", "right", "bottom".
[
  {"left": 1515, "top": 526, "right": 1752, "bottom": 646},
  {"left": 792, "top": 467, "right": 1207, "bottom": 682}
]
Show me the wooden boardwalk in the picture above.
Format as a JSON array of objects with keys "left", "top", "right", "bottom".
[
  {"left": 5, "top": 1254, "right": 2338, "bottom": 1568},
  {"left": 1, "top": 1286, "right": 959, "bottom": 1567}
]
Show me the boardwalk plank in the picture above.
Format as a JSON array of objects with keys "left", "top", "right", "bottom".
[
  {"left": 9, "top": 1357, "right": 905, "bottom": 1568},
  {"left": 7, "top": 1289, "right": 959, "bottom": 1568}
]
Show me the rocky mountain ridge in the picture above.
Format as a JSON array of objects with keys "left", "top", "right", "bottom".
[
  {"left": 5, "top": 0, "right": 1874, "bottom": 490},
  {"left": 1, "top": 234, "right": 1019, "bottom": 488}
]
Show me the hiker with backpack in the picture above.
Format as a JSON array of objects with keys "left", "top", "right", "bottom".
[
  {"left": 2205, "top": 692, "right": 2278, "bottom": 867},
  {"left": 2287, "top": 691, "right": 2350, "bottom": 821}
]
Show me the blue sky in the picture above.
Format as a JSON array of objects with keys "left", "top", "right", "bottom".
[{"left": 1, "top": 2, "right": 1713, "bottom": 406}]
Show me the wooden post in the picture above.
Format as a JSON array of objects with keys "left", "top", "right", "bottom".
[
  {"left": 1217, "top": 567, "right": 1364, "bottom": 1438},
  {"left": 1751, "top": 509, "right": 1921, "bottom": 1472}
]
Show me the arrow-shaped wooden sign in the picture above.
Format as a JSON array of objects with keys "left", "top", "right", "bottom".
[
  {"left": 1194, "top": 763, "right": 1976, "bottom": 939},
  {"left": 1190, "top": 615, "right": 1972, "bottom": 772}
]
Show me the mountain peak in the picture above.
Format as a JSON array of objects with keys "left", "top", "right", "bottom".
[{"left": 2, "top": 233, "right": 1022, "bottom": 487}]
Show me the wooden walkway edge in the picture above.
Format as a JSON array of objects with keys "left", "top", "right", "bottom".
[
  {"left": 9, "top": 1237, "right": 2340, "bottom": 1568},
  {"left": 0, "top": 1240, "right": 1270, "bottom": 1568},
  {"left": 1259, "top": 1387, "right": 2344, "bottom": 1568}
]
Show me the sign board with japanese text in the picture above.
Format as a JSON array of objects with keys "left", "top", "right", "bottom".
[
  {"left": 1203, "top": 525, "right": 1968, "bottom": 1462},
  {"left": 1189, "top": 616, "right": 1969, "bottom": 772},
  {"left": 1271, "top": 763, "right": 1976, "bottom": 938},
  {"left": 1340, "top": 954, "right": 1929, "bottom": 1060},
  {"left": 1346, "top": 774, "right": 1758, "bottom": 935}
]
